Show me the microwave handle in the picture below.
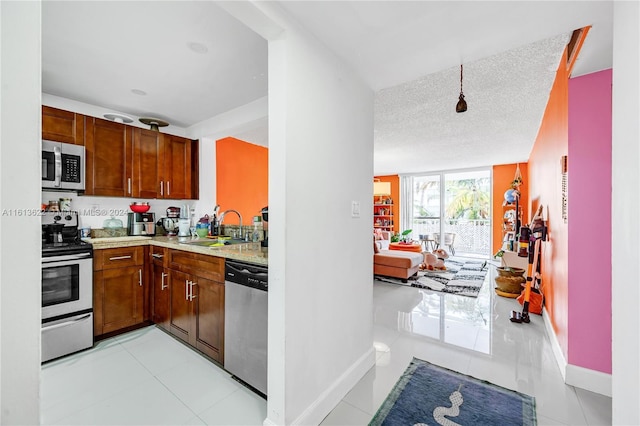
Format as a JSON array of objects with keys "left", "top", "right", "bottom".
[{"left": 54, "top": 145, "right": 62, "bottom": 188}]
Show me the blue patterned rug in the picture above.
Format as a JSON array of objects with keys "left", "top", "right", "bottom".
[
  {"left": 413, "top": 257, "right": 488, "bottom": 297},
  {"left": 370, "top": 358, "right": 536, "bottom": 426}
]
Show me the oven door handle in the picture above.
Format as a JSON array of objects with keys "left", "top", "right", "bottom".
[
  {"left": 42, "top": 313, "right": 92, "bottom": 332},
  {"left": 42, "top": 252, "right": 92, "bottom": 263}
]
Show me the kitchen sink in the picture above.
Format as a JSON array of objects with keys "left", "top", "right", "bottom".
[{"left": 179, "top": 238, "right": 247, "bottom": 247}]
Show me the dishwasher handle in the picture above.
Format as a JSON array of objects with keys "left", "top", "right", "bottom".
[{"left": 225, "top": 261, "right": 268, "bottom": 291}]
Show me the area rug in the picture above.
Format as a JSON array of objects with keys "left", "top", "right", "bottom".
[
  {"left": 370, "top": 358, "right": 536, "bottom": 426},
  {"left": 413, "top": 257, "right": 488, "bottom": 297}
]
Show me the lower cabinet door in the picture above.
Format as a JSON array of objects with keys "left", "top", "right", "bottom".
[
  {"left": 169, "top": 269, "right": 194, "bottom": 343},
  {"left": 99, "top": 265, "right": 144, "bottom": 334},
  {"left": 193, "top": 276, "right": 225, "bottom": 363},
  {"left": 152, "top": 263, "right": 170, "bottom": 331}
]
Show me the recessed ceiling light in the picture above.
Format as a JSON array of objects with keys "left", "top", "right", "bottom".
[
  {"left": 131, "top": 89, "right": 147, "bottom": 96},
  {"left": 188, "top": 42, "right": 208, "bottom": 54}
]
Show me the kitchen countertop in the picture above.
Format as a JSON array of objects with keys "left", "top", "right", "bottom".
[{"left": 84, "top": 235, "right": 268, "bottom": 266}]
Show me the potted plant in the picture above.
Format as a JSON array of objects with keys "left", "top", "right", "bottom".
[{"left": 391, "top": 229, "right": 413, "bottom": 243}]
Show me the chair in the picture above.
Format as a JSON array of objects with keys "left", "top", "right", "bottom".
[
  {"left": 374, "top": 230, "right": 391, "bottom": 251},
  {"left": 433, "top": 232, "right": 456, "bottom": 255}
]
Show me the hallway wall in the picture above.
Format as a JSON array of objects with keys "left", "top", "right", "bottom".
[
  {"left": 528, "top": 48, "right": 570, "bottom": 356},
  {"left": 568, "top": 69, "right": 612, "bottom": 375}
]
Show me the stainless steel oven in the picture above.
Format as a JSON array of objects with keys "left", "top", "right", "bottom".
[
  {"left": 42, "top": 252, "right": 92, "bottom": 319},
  {"left": 42, "top": 211, "right": 94, "bottom": 362}
]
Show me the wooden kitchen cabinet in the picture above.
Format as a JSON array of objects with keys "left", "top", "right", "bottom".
[
  {"left": 132, "top": 130, "right": 199, "bottom": 199},
  {"left": 85, "top": 117, "right": 133, "bottom": 197},
  {"left": 93, "top": 246, "right": 147, "bottom": 337},
  {"left": 150, "top": 247, "right": 170, "bottom": 331},
  {"left": 193, "top": 275, "right": 225, "bottom": 361},
  {"left": 162, "top": 135, "right": 198, "bottom": 200},
  {"left": 42, "top": 105, "right": 85, "bottom": 145},
  {"left": 132, "top": 128, "right": 162, "bottom": 199},
  {"left": 166, "top": 250, "right": 224, "bottom": 363},
  {"left": 169, "top": 269, "right": 195, "bottom": 344},
  {"left": 42, "top": 106, "right": 198, "bottom": 199}
]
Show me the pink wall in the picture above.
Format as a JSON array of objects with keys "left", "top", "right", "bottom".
[{"left": 568, "top": 69, "right": 612, "bottom": 374}]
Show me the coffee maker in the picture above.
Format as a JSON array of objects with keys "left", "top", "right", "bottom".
[
  {"left": 127, "top": 212, "right": 156, "bottom": 236},
  {"left": 260, "top": 206, "right": 268, "bottom": 247}
]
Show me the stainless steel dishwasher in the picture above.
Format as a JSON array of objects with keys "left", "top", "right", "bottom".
[{"left": 224, "top": 259, "right": 268, "bottom": 396}]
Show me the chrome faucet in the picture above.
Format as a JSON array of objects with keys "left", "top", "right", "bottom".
[{"left": 218, "top": 209, "right": 243, "bottom": 238}]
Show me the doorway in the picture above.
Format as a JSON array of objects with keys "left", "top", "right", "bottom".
[{"left": 406, "top": 169, "right": 491, "bottom": 258}]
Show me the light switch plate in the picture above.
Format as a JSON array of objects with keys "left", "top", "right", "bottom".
[{"left": 351, "top": 201, "right": 360, "bottom": 218}]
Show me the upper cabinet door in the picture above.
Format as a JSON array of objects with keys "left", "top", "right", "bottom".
[
  {"left": 85, "top": 117, "right": 132, "bottom": 197},
  {"left": 132, "top": 128, "right": 162, "bottom": 199},
  {"left": 42, "top": 106, "right": 85, "bottom": 145},
  {"left": 163, "top": 135, "right": 198, "bottom": 200}
]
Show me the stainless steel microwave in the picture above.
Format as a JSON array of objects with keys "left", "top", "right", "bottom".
[{"left": 42, "top": 140, "right": 85, "bottom": 191}]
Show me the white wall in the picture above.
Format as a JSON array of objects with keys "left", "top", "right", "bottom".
[
  {"left": 0, "top": 2, "right": 42, "bottom": 423},
  {"left": 611, "top": 1, "right": 640, "bottom": 424},
  {"left": 220, "top": 3, "right": 376, "bottom": 425}
]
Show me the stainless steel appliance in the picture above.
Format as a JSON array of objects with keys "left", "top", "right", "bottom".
[
  {"left": 224, "top": 259, "right": 268, "bottom": 396},
  {"left": 42, "top": 140, "right": 85, "bottom": 191},
  {"left": 160, "top": 207, "right": 181, "bottom": 236},
  {"left": 41, "top": 211, "right": 93, "bottom": 362},
  {"left": 127, "top": 212, "right": 156, "bottom": 236}
]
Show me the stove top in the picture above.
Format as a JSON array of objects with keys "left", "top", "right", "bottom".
[
  {"left": 42, "top": 239, "right": 92, "bottom": 257},
  {"left": 41, "top": 211, "right": 93, "bottom": 257}
]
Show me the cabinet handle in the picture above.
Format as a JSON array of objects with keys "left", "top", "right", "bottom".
[
  {"left": 160, "top": 181, "right": 164, "bottom": 196},
  {"left": 161, "top": 272, "right": 168, "bottom": 290},
  {"left": 185, "top": 279, "right": 190, "bottom": 300},
  {"left": 151, "top": 253, "right": 164, "bottom": 259},
  {"left": 127, "top": 177, "right": 131, "bottom": 195},
  {"left": 109, "top": 255, "right": 132, "bottom": 261},
  {"left": 189, "top": 281, "right": 197, "bottom": 301},
  {"left": 167, "top": 181, "right": 170, "bottom": 196},
  {"left": 139, "top": 269, "right": 143, "bottom": 286}
]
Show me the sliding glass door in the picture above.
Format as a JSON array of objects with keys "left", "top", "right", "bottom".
[{"left": 408, "top": 169, "right": 491, "bottom": 258}]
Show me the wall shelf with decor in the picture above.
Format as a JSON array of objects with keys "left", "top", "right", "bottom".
[{"left": 374, "top": 202, "right": 394, "bottom": 231}]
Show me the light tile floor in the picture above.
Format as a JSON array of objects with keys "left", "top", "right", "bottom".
[{"left": 41, "top": 260, "right": 612, "bottom": 425}]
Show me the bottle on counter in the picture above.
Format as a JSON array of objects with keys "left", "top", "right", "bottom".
[
  {"left": 211, "top": 214, "right": 219, "bottom": 236},
  {"left": 252, "top": 215, "right": 261, "bottom": 242}
]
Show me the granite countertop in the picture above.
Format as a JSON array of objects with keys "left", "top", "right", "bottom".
[{"left": 84, "top": 235, "right": 268, "bottom": 266}]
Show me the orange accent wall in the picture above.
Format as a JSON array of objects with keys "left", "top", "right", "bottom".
[
  {"left": 216, "top": 137, "right": 268, "bottom": 225},
  {"left": 492, "top": 163, "right": 529, "bottom": 254},
  {"left": 528, "top": 48, "right": 570, "bottom": 357},
  {"left": 374, "top": 175, "right": 399, "bottom": 233}
]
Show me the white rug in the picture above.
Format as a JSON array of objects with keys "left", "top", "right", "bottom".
[{"left": 375, "top": 257, "right": 488, "bottom": 298}]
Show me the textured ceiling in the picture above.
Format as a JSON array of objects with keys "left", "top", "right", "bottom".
[{"left": 373, "top": 34, "right": 570, "bottom": 175}]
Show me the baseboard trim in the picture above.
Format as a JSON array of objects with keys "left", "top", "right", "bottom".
[
  {"left": 289, "top": 347, "right": 376, "bottom": 426},
  {"left": 542, "top": 307, "right": 612, "bottom": 397},
  {"left": 542, "top": 307, "right": 568, "bottom": 381},
  {"left": 565, "top": 364, "right": 612, "bottom": 397}
]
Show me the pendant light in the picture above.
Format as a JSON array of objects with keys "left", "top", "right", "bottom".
[{"left": 456, "top": 64, "right": 467, "bottom": 113}]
